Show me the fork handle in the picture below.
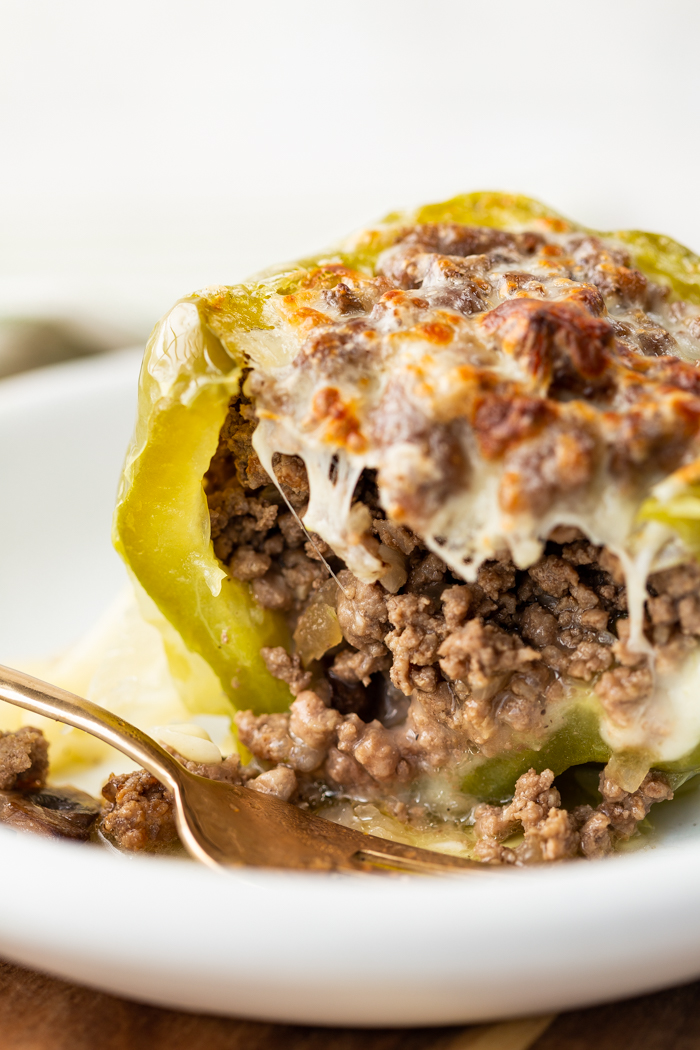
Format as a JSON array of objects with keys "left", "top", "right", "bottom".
[{"left": 0, "top": 663, "right": 184, "bottom": 791}]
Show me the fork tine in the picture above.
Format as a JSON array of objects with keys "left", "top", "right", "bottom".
[{"left": 348, "top": 841, "right": 499, "bottom": 875}]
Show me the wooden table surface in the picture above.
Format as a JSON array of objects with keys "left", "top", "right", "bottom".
[{"left": 1, "top": 959, "right": 698, "bottom": 1050}]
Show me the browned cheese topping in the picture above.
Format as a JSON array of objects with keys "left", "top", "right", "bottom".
[
  {"left": 202, "top": 222, "right": 700, "bottom": 861},
  {"left": 249, "top": 223, "right": 700, "bottom": 548}
]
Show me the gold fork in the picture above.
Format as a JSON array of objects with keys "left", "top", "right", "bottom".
[{"left": 0, "top": 664, "right": 494, "bottom": 875}]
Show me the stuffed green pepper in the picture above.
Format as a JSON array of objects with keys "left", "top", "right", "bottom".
[{"left": 114, "top": 192, "right": 700, "bottom": 863}]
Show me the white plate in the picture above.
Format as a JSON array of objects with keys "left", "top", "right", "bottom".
[{"left": 1, "top": 351, "right": 700, "bottom": 1027}]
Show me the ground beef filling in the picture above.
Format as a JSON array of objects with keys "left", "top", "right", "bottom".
[
  {"left": 473, "top": 767, "right": 673, "bottom": 864},
  {"left": 101, "top": 770, "right": 178, "bottom": 851},
  {"left": 207, "top": 406, "right": 700, "bottom": 745},
  {"left": 99, "top": 751, "right": 299, "bottom": 852},
  {"left": 199, "top": 221, "right": 700, "bottom": 862},
  {"left": 206, "top": 398, "right": 326, "bottom": 614},
  {"left": 199, "top": 398, "right": 697, "bottom": 861},
  {"left": 0, "top": 726, "right": 49, "bottom": 791}
]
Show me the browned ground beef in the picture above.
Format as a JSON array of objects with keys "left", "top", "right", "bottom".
[
  {"left": 101, "top": 770, "right": 178, "bottom": 851},
  {"left": 261, "top": 647, "right": 312, "bottom": 695},
  {"left": 208, "top": 416, "right": 700, "bottom": 741},
  {"left": 203, "top": 397, "right": 699, "bottom": 858},
  {"left": 100, "top": 751, "right": 299, "bottom": 851},
  {"left": 196, "top": 223, "right": 700, "bottom": 862},
  {"left": 0, "top": 726, "right": 49, "bottom": 791},
  {"left": 472, "top": 767, "right": 673, "bottom": 864}
]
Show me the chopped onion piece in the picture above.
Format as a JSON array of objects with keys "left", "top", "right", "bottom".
[{"left": 293, "top": 603, "right": 343, "bottom": 666}]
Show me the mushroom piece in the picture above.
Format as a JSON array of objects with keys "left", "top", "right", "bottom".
[{"left": 0, "top": 785, "right": 100, "bottom": 840}]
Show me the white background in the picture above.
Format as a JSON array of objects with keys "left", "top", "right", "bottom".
[{"left": 1, "top": 0, "right": 699, "bottom": 343}]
